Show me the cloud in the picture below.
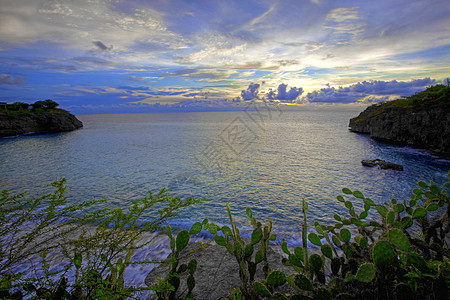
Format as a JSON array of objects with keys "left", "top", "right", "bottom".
[
  {"left": 92, "top": 41, "right": 112, "bottom": 51},
  {"left": 0, "top": 74, "right": 26, "bottom": 85},
  {"left": 305, "top": 78, "right": 436, "bottom": 103},
  {"left": 240, "top": 83, "right": 260, "bottom": 100},
  {"left": 267, "top": 83, "right": 303, "bottom": 102}
]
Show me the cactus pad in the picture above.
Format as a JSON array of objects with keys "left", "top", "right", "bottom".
[
  {"left": 388, "top": 229, "right": 410, "bottom": 251},
  {"left": 321, "top": 245, "right": 333, "bottom": 259},
  {"left": 293, "top": 274, "right": 314, "bottom": 291},
  {"left": 273, "top": 293, "right": 289, "bottom": 300},
  {"left": 176, "top": 230, "right": 189, "bottom": 252},
  {"left": 251, "top": 227, "right": 263, "bottom": 245},
  {"left": 340, "top": 229, "right": 351, "bottom": 243},
  {"left": 189, "top": 222, "right": 202, "bottom": 235},
  {"left": 356, "top": 263, "right": 376, "bottom": 283},
  {"left": 309, "top": 254, "right": 323, "bottom": 272},
  {"left": 372, "top": 241, "right": 394, "bottom": 266},
  {"left": 308, "top": 233, "right": 322, "bottom": 246},
  {"left": 253, "top": 281, "right": 272, "bottom": 297},
  {"left": 267, "top": 270, "right": 287, "bottom": 286}
]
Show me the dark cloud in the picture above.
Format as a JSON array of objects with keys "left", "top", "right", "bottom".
[
  {"left": 267, "top": 83, "right": 303, "bottom": 102},
  {"left": 241, "top": 83, "right": 260, "bottom": 100},
  {"left": 305, "top": 78, "right": 436, "bottom": 103},
  {"left": 92, "top": 41, "right": 112, "bottom": 51},
  {"left": 0, "top": 74, "right": 26, "bottom": 85}
]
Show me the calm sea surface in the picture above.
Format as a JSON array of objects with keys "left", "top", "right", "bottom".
[{"left": 1, "top": 107, "right": 449, "bottom": 241}]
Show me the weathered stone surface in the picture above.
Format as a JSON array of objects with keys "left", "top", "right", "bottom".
[
  {"left": 145, "top": 242, "right": 298, "bottom": 299},
  {"left": 0, "top": 110, "right": 83, "bottom": 137},
  {"left": 349, "top": 102, "right": 450, "bottom": 156},
  {"left": 361, "top": 159, "right": 404, "bottom": 171}
]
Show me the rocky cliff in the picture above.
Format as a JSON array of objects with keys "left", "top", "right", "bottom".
[
  {"left": 0, "top": 110, "right": 83, "bottom": 137},
  {"left": 349, "top": 84, "right": 450, "bottom": 156}
]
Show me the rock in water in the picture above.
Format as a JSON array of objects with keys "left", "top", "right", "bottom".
[
  {"left": 361, "top": 159, "right": 403, "bottom": 171},
  {"left": 0, "top": 110, "right": 83, "bottom": 137},
  {"left": 348, "top": 84, "right": 450, "bottom": 157}
]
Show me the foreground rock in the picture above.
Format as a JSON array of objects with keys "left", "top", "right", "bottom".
[
  {"left": 349, "top": 84, "right": 450, "bottom": 156},
  {"left": 145, "top": 242, "right": 298, "bottom": 299},
  {"left": 0, "top": 110, "right": 83, "bottom": 137},
  {"left": 361, "top": 159, "right": 403, "bottom": 171}
]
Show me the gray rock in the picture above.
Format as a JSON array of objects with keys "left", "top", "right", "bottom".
[
  {"left": 0, "top": 111, "right": 83, "bottom": 137},
  {"left": 349, "top": 102, "right": 450, "bottom": 157},
  {"left": 361, "top": 159, "right": 404, "bottom": 171},
  {"left": 145, "top": 242, "right": 299, "bottom": 299}
]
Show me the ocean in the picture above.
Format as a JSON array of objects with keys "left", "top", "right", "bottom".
[
  {"left": 1, "top": 106, "right": 449, "bottom": 235},
  {"left": 1, "top": 105, "right": 449, "bottom": 292}
]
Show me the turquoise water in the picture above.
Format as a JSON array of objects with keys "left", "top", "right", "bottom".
[{"left": 1, "top": 107, "right": 449, "bottom": 240}]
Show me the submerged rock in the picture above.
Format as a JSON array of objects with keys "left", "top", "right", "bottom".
[{"left": 362, "top": 159, "right": 403, "bottom": 171}]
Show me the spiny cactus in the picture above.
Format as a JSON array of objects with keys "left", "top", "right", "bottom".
[
  {"left": 356, "top": 263, "right": 376, "bottom": 283},
  {"left": 340, "top": 228, "right": 351, "bottom": 243},
  {"left": 175, "top": 230, "right": 189, "bottom": 252},
  {"left": 293, "top": 274, "right": 314, "bottom": 291},
  {"left": 309, "top": 254, "right": 323, "bottom": 272},
  {"left": 252, "top": 281, "right": 272, "bottom": 298},
  {"left": 266, "top": 270, "right": 286, "bottom": 286},
  {"left": 388, "top": 229, "right": 410, "bottom": 252},
  {"left": 372, "top": 241, "right": 394, "bottom": 266}
]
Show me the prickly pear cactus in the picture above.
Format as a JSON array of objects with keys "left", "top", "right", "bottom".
[
  {"left": 372, "top": 241, "right": 394, "bottom": 267},
  {"left": 356, "top": 263, "right": 376, "bottom": 283},
  {"left": 253, "top": 281, "right": 272, "bottom": 297},
  {"left": 388, "top": 229, "right": 410, "bottom": 252},
  {"left": 176, "top": 230, "right": 189, "bottom": 252},
  {"left": 267, "top": 270, "right": 286, "bottom": 286},
  {"left": 293, "top": 274, "right": 314, "bottom": 291},
  {"left": 309, "top": 254, "right": 323, "bottom": 272}
]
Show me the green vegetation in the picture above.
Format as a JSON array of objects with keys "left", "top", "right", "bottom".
[
  {"left": 0, "top": 99, "right": 64, "bottom": 116},
  {"left": 0, "top": 180, "right": 208, "bottom": 299},
  {"left": 1, "top": 172, "right": 449, "bottom": 299},
  {"left": 353, "top": 84, "right": 450, "bottom": 123}
]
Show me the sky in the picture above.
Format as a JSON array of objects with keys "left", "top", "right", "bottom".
[{"left": 0, "top": 0, "right": 449, "bottom": 114}]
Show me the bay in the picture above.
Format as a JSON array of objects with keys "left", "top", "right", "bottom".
[{"left": 1, "top": 106, "right": 449, "bottom": 241}]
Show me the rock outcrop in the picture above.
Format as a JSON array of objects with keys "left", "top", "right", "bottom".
[
  {"left": 361, "top": 159, "right": 403, "bottom": 171},
  {"left": 0, "top": 110, "right": 83, "bottom": 137},
  {"left": 349, "top": 85, "right": 450, "bottom": 156}
]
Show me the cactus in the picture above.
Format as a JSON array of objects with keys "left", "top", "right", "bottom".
[
  {"left": 355, "top": 263, "right": 376, "bottom": 283},
  {"left": 252, "top": 281, "right": 272, "bottom": 298},
  {"left": 388, "top": 229, "right": 410, "bottom": 252},
  {"left": 293, "top": 274, "right": 314, "bottom": 291},
  {"left": 267, "top": 270, "right": 286, "bottom": 286},
  {"left": 340, "top": 228, "right": 351, "bottom": 243},
  {"left": 315, "top": 287, "right": 333, "bottom": 299},
  {"left": 406, "top": 253, "right": 428, "bottom": 272},
  {"left": 189, "top": 222, "right": 202, "bottom": 235},
  {"left": 251, "top": 227, "right": 262, "bottom": 245},
  {"left": 175, "top": 230, "right": 189, "bottom": 252},
  {"left": 309, "top": 254, "right": 323, "bottom": 272},
  {"left": 273, "top": 293, "right": 289, "bottom": 300},
  {"left": 412, "top": 207, "right": 427, "bottom": 219},
  {"left": 372, "top": 241, "right": 394, "bottom": 267},
  {"left": 321, "top": 245, "right": 333, "bottom": 259},
  {"left": 331, "top": 257, "right": 341, "bottom": 276},
  {"left": 308, "top": 233, "right": 322, "bottom": 246}
]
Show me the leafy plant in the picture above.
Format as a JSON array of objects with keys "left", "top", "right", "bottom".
[{"left": 0, "top": 180, "right": 207, "bottom": 299}]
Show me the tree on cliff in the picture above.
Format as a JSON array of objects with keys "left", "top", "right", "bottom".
[{"left": 32, "top": 99, "right": 59, "bottom": 110}]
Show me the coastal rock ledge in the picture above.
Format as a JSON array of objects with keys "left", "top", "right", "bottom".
[
  {"left": 0, "top": 110, "right": 83, "bottom": 137},
  {"left": 348, "top": 84, "right": 450, "bottom": 157}
]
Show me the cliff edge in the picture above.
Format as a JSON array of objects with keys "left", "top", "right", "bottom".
[
  {"left": 0, "top": 100, "right": 83, "bottom": 137},
  {"left": 349, "top": 84, "right": 450, "bottom": 156}
]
